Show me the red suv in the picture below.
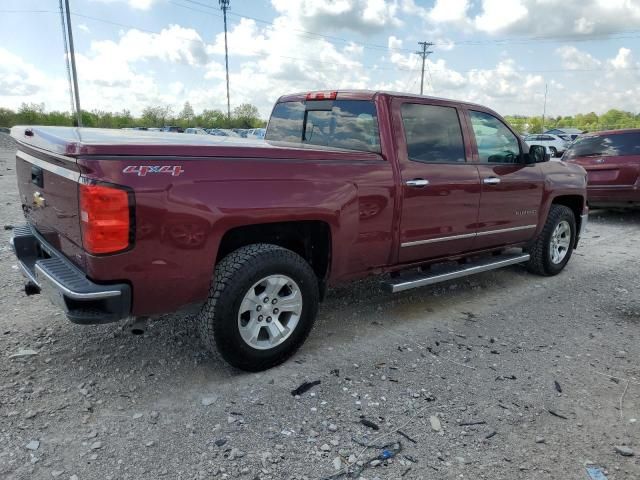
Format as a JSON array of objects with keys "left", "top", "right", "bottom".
[{"left": 564, "top": 129, "right": 640, "bottom": 207}]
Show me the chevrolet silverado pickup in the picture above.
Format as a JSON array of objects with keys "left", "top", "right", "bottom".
[
  {"left": 564, "top": 128, "right": 640, "bottom": 207},
  {"left": 10, "top": 90, "right": 588, "bottom": 371}
]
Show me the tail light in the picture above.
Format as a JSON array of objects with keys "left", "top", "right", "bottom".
[{"left": 79, "top": 182, "right": 133, "bottom": 254}]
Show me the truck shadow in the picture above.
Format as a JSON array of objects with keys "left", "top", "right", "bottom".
[{"left": 589, "top": 207, "right": 640, "bottom": 226}]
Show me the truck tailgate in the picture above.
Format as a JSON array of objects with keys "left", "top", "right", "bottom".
[{"left": 13, "top": 132, "right": 84, "bottom": 267}]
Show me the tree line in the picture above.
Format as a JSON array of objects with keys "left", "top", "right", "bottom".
[
  {"left": 505, "top": 109, "right": 640, "bottom": 134},
  {"left": 0, "top": 101, "right": 266, "bottom": 129},
  {"left": 2, "top": 102, "right": 639, "bottom": 134}
]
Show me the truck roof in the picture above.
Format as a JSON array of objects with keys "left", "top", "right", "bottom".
[
  {"left": 277, "top": 89, "right": 492, "bottom": 112},
  {"left": 9, "top": 125, "right": 379, "bottom": 161}
]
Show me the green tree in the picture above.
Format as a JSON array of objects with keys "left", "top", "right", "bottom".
[
  {"left": 179, "top": 101, "right": 195, "bottom": 126},
  {"left": 232, "top": 103, "right": 261, "bottom": 128},
  {"left": 17, "top": 103, "right": 45, "bottom": 124}
]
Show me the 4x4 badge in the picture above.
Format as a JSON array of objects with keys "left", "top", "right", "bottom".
[{"left": 123, "top": 165, "right": 184, "bottom": 177}]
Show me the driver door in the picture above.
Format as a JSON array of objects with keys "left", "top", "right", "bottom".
[{"left": 465, "top": 109, "right": 544, "bottom": 250}]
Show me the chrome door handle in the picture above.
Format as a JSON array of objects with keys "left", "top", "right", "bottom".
[
  {"left": 406, "top": 179, "right": 430, "bottom": 187},
  {"left": 483, "top": 177, "right": 501, "bottom": 185}
]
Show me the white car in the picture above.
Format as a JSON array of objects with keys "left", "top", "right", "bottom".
[
  {"left": 184, "top": 128, "right": 208, "bottom": 135},
  {"left": 524, "top": 134, "right": 570, "bottom": 157},
  {"left": 245, "top": 128, "right": 266, "bottom": 139}
]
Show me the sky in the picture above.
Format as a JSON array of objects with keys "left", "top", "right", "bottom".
[{"left": 1, "top": 0, "right": 640, "bottom": 119}]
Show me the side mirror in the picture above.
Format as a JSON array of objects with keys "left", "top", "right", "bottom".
[{"left": 527, "top": 144, "right": 549, "bottom": 164}]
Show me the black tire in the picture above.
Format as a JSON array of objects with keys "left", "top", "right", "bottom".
[
  {"left": 198, "top": 244, "right": 319, "bottom": 371},
  {"left": 549, "top": 146, "right": 557, "bottom": 157},
  {"left": 527, "top": 204, "right": 576, "bottom": 276}
]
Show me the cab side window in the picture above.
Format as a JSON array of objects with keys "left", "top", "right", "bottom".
[
  {"left": 469, "top": 110, "right": 521, "bottom": 164},
  {"left": 401, "top": 103, "right": 466, "bottom": 163}
]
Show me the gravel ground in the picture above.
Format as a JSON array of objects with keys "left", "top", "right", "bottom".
[{"left": 0, "top": 133, "right": 639, "bottom": 480}]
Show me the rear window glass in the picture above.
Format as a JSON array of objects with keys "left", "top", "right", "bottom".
[
  {"left": 401, "top": 103, "right": 465, "bottom": 163},
  {"left": 565, "top": 132, "right": 640, "bottom": 158},
  {"left": 265, "top": 100, "right": 381, "bottom": 153}
]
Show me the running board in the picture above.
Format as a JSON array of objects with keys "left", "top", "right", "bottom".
[{"left": 384, "top": 253, "right": 530, "bottom": 293}]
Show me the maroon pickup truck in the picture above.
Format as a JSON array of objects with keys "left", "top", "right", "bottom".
[
  {"left": 564, "top": 128, "right": 640, "bottom": 207},
  {"left": 10, "top": 90, "right": 588, "bottom": 371}
]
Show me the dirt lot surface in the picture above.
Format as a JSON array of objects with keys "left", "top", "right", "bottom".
[{"left": 0, "top": 133, "right": 639, "bottom": 480}]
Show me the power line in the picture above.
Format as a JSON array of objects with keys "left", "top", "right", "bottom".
[
  {"left": 13, "top": 8, "right": 640, "bottom": 79},
  {"left": 6, "top": 7, "right": 640, "bottom": 49},
  {"left": 415, "top": 41, "right": 434, "bottom": 95}
]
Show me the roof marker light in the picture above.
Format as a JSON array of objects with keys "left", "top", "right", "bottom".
[{"left": 306, "top": 91, "right": 337, "bottom": 101}]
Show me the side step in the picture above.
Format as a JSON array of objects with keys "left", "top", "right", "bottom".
[{"left": 384, "top": 253, "right": 530, "bottom": 293}]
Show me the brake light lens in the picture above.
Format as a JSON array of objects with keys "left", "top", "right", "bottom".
[
  {"left": 79, "top": 183, "right": 131, "bottom": 254},
  {"left": 306, "top": 91, "right": 337, "bottom": 101}
]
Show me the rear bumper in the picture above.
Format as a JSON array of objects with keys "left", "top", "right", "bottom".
[
  {"left": 10, "top": 225, "right": 131, "bottom": 324},
  {"left": 587, "top": 185, "right": 640, "bottom": 205}
]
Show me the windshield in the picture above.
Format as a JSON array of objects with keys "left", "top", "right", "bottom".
[
  {"left": 564, "top": 132, "right": 640, "bottom": 159},
  {"left": 265, "top": 99, "right": 381, "bottom": 153}
]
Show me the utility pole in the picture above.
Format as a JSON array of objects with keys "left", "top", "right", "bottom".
[
  {"left": 219, "top": 0, "right": 231, "bottom": 120},
  {"left": 415, "top": 41, "right": 434, "bottom": 95},
  {"left": 63, "top": 0, "right": 82, "bottom": 126},
  {"left": 59, "top": 0, "right": 75, "bottom": 119},
  {"left": 541, "top": 83, "right": 548, "bottom": 133}
]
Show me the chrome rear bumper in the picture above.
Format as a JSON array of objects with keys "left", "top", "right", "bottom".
[{"left": 10, "top": 225, "right": 130, "bottom": 324}]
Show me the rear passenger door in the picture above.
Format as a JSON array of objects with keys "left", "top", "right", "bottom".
[
  {"left": 466, "top": 110, "right": 544, "bottom": 249},
  {"left": 394, "top": 100, "right": 481, "bottom": 263}
]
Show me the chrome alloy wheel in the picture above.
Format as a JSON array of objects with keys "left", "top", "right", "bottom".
[
  {"left": 237, "top": 275, "right": 303, "bottom": 350},
  {"left": 549, "top": 220, "right": 571, "bottom": 264}
]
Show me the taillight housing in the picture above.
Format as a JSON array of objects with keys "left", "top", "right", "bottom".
[{"left": 79, "top": 182, "right": 133, "bottom": 255}]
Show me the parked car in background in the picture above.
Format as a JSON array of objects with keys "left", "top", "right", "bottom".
[
  {"left": 208, "top": 128, "right": 240, "bottom": 137},
  {"left": 162, "top": 126, "right": 184, "bottom": 133},
  {"left": 185, "top": 128, "right": 208, "bottom": 135},
  {"left": 564, "top": 129, "right": 640, "bottom": 207},
  {"left": 9, "top": 90, "right": 587, "bottom": 371},
  {"left": 221, "top": 129, "right": 240, "bottom": 137},
  {"left": 524, "top": 134, "right": 570, "bottom": 157},
  {"left": 545, "top": 128, "right": 584, "bottom": 142},
  {"left": 246, "top": 128, "right": 266, "bottom": 139},
  {"left": 232, "top": 128, "right": 249, "bottom": 138}
]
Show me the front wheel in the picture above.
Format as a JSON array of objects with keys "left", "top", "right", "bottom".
[
  {"left": 549, "top": 146, "right": 558, "bottom": 157},
  {"left": 198, "top": 244, "right": 319, "bottom": 371},
  {"left": 527, "top": 204, "right": 576, "bottom": 276}
]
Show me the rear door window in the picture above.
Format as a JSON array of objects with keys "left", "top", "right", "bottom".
[
  {"left": 400, "top": 103, "right": 466, "bottom": 163},
  {"left": 266, "top": 100, "right": 381, "bottom": 153},
  {"left": 564, "top": 132, "right": 640, "bottom": 158}
]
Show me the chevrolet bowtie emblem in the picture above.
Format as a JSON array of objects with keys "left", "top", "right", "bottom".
[{"left": 33, "top": 191, "right": 46, "bottom": 208}]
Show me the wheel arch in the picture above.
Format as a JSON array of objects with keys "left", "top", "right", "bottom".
[
  {"left": 215, "top": 220, "right": 332, "bottom": 287},
  {"left": 550, "top": 194, "right": 584, "bottom": 246}
]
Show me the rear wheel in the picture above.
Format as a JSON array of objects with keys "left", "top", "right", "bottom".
[
  {"left": 527, "top": 204, "right": 576, "bottom": 276},
  {"left": 198, "top": 244, "right": 319, "bottom": 371},
  {"left": 549, "top": 146, "right": 558, "bottom": 157}
]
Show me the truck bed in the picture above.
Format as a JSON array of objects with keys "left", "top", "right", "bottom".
[{"left": 11, "top": 126, "right": 378, "bottom": 161}]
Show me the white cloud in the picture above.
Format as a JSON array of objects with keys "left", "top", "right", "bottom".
[
  {"left": 0, "top": 48, "right": 68, "bottom": 110},
  {"left": 0, "top": 48, "right": 49, "bottom": 97},
  {"left": 429, "top": 0, "right": 470, "bottom": 23},
  {"left": 92, "top": 0, "right": 158, "bottom": 11},
  {"left": 388, "top": 35, "right": 403, "bottom": 50},
  {"left": 556, "top": 46, "right": 601, "bottom": 70},
  {"left": 609, "top": 47, "right": 634, "bottom": 69},
  {"left": 78, "top": 24, "right": 91, "bottom": 34},
  {"left": 474, "top": 0, "right": 529, "bottom": 33},
  {"left": 270, "top": 0, "right": 401, "bottom": 35},
  {"left": 427, "top": 0, "right": 640, "bottom": 37}
]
